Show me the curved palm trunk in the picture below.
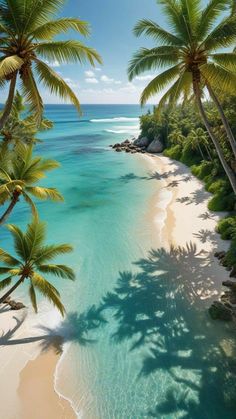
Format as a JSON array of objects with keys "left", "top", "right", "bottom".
[
  {"left": 0, "top": 275, "right": 25, "bottom": 304},
  {"left": 0, "top": 189, "right": 21, "bottom": 225},
  {"left": 0, "top": 72, "right": 17, "bottom": 130},
  {"left": 206, "top": 82, "right": 236, "bottom": 159},
  {"left": 194, "top": 81, "right": 236, "bottom": 194}
]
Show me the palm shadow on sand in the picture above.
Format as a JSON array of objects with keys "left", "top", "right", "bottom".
[{"left": 1, "top": 241, "right": 236, "bottom": 417}]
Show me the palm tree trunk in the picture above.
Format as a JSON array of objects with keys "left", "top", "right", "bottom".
[
  {"left": 0, "top": 72, "right": 17, "bottom": 130},
  {"left": 206, "top": 82, "right": 236, "bottom": 159},
  {"left": 0, "top": 275, "right": 25, "bottom": 304},
  {"left": 197, "top": 143, "right": 205, "bottom": 160},
  {"left": 0, "top": 189, "right": 21, "bottom": 225},
  {"left": 194, "top": 81, "right": 236, "bottom": 194}
]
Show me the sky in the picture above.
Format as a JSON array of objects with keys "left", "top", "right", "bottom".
[
  {"left": 44, "top": 0, "right": 163, "bottom": 104},
  {"left": 36, "top": 0, "right": 164, "bottom": 105}
]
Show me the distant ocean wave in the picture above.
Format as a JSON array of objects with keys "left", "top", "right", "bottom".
[
  {"left": 90, "top": 117, "right": 139, "bottom": 123},
  {"left": 105, "top": 125, "right": 140, "bottom": 134}
]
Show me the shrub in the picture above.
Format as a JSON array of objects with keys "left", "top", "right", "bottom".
[
  {"left": 163, "top": 144, "right": 182, "bottom": 160},
  {"left": 217, "top": 216, "right": 236, "bottom": 240}
]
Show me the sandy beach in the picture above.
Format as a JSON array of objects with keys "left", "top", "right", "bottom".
[{"left": 0, "top": 154, "right": 230, "bottom": 419}]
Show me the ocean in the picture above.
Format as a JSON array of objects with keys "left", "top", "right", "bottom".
[{"left": 1, "top": 104, "right": 236, "bottom": 418}]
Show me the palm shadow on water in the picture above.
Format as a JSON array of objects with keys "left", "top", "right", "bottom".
[
  {"left": 93, "top": 242, "right": 236, "bottom": 418},
  {"left": 1, "top": 242, "right": 236, "bottom": 417}
]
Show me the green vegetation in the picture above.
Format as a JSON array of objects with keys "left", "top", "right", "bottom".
[
  {"left": 0, "top": 220, "right": 75, "bottom": 315},
  {"left": 0, "top": 0, "right": 102, "bottom": 127},
  {"left": 0, "top": 0, "right": 101, "bottom": 314},
  {"left": 128, "top": 0, "right": 236, "bottom": 193}
]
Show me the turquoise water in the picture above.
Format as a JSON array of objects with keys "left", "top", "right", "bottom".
[{"left": 2, "top": 105, "right": 236, "bottom": 418}]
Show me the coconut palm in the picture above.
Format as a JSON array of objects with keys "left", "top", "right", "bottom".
[
  {"left": 0, "top": 219, "right": 75, "bottom": 315},
  {"left": 128, "top": 0, "right": 236, "bottom": 193},
  {"left": 0, "top": 143, "right": 63, "bottom": 225},
  {"left": 0, "top": 0, "right": 102, "bottom": 128},
  {"left": 1, "top": 91, "right": 53, "bottom": 146},
  {"left": 187, "top": 128, "right": 213, "bottom": 161}
]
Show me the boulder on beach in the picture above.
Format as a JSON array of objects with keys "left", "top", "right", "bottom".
[
  {"left": 147, "top": 137, "right": 164, "bottom": 153},
  {"left": 134, "top": 137, "right": 149, "bottom": 147}
]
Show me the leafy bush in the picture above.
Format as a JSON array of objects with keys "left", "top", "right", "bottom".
[
  {"left": 217, "top": 216, "right": 236, "bottom": 240},
  {"left": 163, "top": 145, "right": 182, "bottom": 160},
  {"left": 208, "top": 192, "right": 236, "bottom": 211}
]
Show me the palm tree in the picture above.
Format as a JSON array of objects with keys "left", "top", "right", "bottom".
[
  {"left": 0, "top": 143, "right": 63, "bottom": 225},
  {"left": 0, "top": 219, "right": 75, "bottom": 315},
  {"left": 0, "top": 0, "right": 102, "bottom": 128},
  {"left": 1, "top": 91, "right": 53, "bottom": 146},
  {"left": 128, "top": 0, "right": 236, "bottom": 193}
]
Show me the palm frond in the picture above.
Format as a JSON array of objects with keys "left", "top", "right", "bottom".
[
  {"left": 38, "top": 264, "right": 75, "bottom": 280},
  {"left": 197, "top": 0, "right": 230, "bottom": 39},
  {"left": 22, "top": 191, "right": 38, "bottom": 218},
  {"left": 6, "top": 224, "right": 28, "bottom": 261},
  {"left": 201, "top": 62, "right": 236, "bottom": 94},
  {"left": 35, "top": 40, "right": 102, "bottom": 66},
  {"left": 31, "top": 18, "right": 90, "bottom": 40},
  {"left": 133, "top": 19, "right": 183, "bottom": 45},
  {"left": 128, "top": 46, "right": 179, "bottom": 81},
  {"left": 0, "top": 276, "right": 12, "bottom": 291},
  {"left": 35, "top": 59, "right": 81, "bottom": 112},
  {"left": 211, "top": 52, "right": 236, "bottom": 69},
  {"left": 203, "top": 15, "right": 236, "bottom": 51},
  {"left": 0, "top": 248, "right": 20, "bottom": 266},
  {"left": 21, "top": 68, "right": 43, "bottom": 125},
  {"left": 31, "top": 272, "right": 65, "bottom": 316},
  {"left": 29, "top": 282, "right": 37, "bottom": 313},
  {"left": 25, "top": 220, "right": 46, "bottom": 259},
  {"left": 34, "top": 244, "right": 73, "bottom": 265},
  {"left": 25, "top": 186, "right": 63, "bottom": 202},
  {"left": 0, "top": 55, "right": 23, "bottom": 78},
  {"left": 140, "top": 64, "right": 181, "bottom": 105}
]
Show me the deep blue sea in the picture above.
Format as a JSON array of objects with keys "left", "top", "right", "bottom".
[{"left": 1, "top": 105, "right": 236, "bottom": 418}]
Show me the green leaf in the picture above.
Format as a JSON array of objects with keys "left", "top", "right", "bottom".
[
  {"left": 0, "top": 276, "right": 12, "bottom": 291},
  {"left": 0, "top": 55, "right": 23, "bottom": 78},
  {"left": 30, "top": 18, "right": 90, "bottom": 40},
  {"left": 38, "top": 264, "right": 75, "bottom": 280}
]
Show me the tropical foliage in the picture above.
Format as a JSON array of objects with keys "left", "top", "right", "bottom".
[
  {"left": 0, "top": 220, "right": 75, "bottom": 315},
  {"left": 0, "top": 142, "right": 63, "bottom": 225},
  {"left": 0, "top": 0, "right": 102, "bottom": 127},
  {"left": 128, "top": 0, "right": 236, "bottom": 193}
]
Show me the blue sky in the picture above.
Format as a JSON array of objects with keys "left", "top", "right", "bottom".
[{"left": 42, "top": 0, "right": 163, "bottom": 104}]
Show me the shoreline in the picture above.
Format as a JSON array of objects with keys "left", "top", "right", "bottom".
[{"left": 0, "top": 152, "right": 231, "bottom": 419}]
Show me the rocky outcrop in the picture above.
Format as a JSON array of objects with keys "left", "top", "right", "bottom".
[
  {"left": 147, "top": 137, "right": 164, "bottom": 153},
  {"left": 134, "top": 137, "right": 150, "bottom": 147},
  {"left": 209, "top": 301, "right": 233, "bottom": 321},
  {"left": 110, "top": 139, "right": 146, "bottom": 155}
]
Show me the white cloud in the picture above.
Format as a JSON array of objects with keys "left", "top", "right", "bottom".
[
  {"left": 85, "top": 70, "right": 95, "bottom": 77},
  {"left": 64, "top": 77, "right": 79, "bottom": 88},
  {"left": 135, "top": 74, "right": 155, "bottom": 81},
  {"left": 45, "top": 60, "right": 60, "bottom": 68},
  {"left": 101, "top": 75, "right": 122, "bottom": 85},
  {"left": 101, "top": 75, "right": 114, "bottom": 83},
  {"left": 85, "top": 77, "right": 99, "bottom": 84},
  {"left": 95, "top": 67, "right": 102, "bottom": 71}
]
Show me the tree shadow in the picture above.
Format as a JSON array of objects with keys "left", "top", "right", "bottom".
[
  {"left": 119, "top": 172, "right": 148, "bottom": 183},
  {"left": 0, "top": 307, "right": 106, "bottom": 355},
  {"left": 91, "top": 242, "right": 236, "bottom": 418}
]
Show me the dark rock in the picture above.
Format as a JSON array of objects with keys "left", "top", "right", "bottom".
[
  {"left": 230, "top": 266, "right": 236, "bottom": 278},
  {"left": 209, "top": 301, "right": 233, "bottom": 321},
  {"left": 123, "top": 139, "right": 130, "bottom": 144},
  {"left": 134, "top": 137, "right": 150, "bottom": 147},
  {"left": 147, "top": 137, "right": 164, "bottom": 153},
  {"left": 222, "top": 280, "right": 236, "bottom": 289},
  {"left": 125, "top": 149, "right": 131, "bottom": 153},
  {"left": 217, "top": 251, "right": 226, "bottom": 260},
  {"left": 115, "top": 148, "right": 122, "bottom": 152}
]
